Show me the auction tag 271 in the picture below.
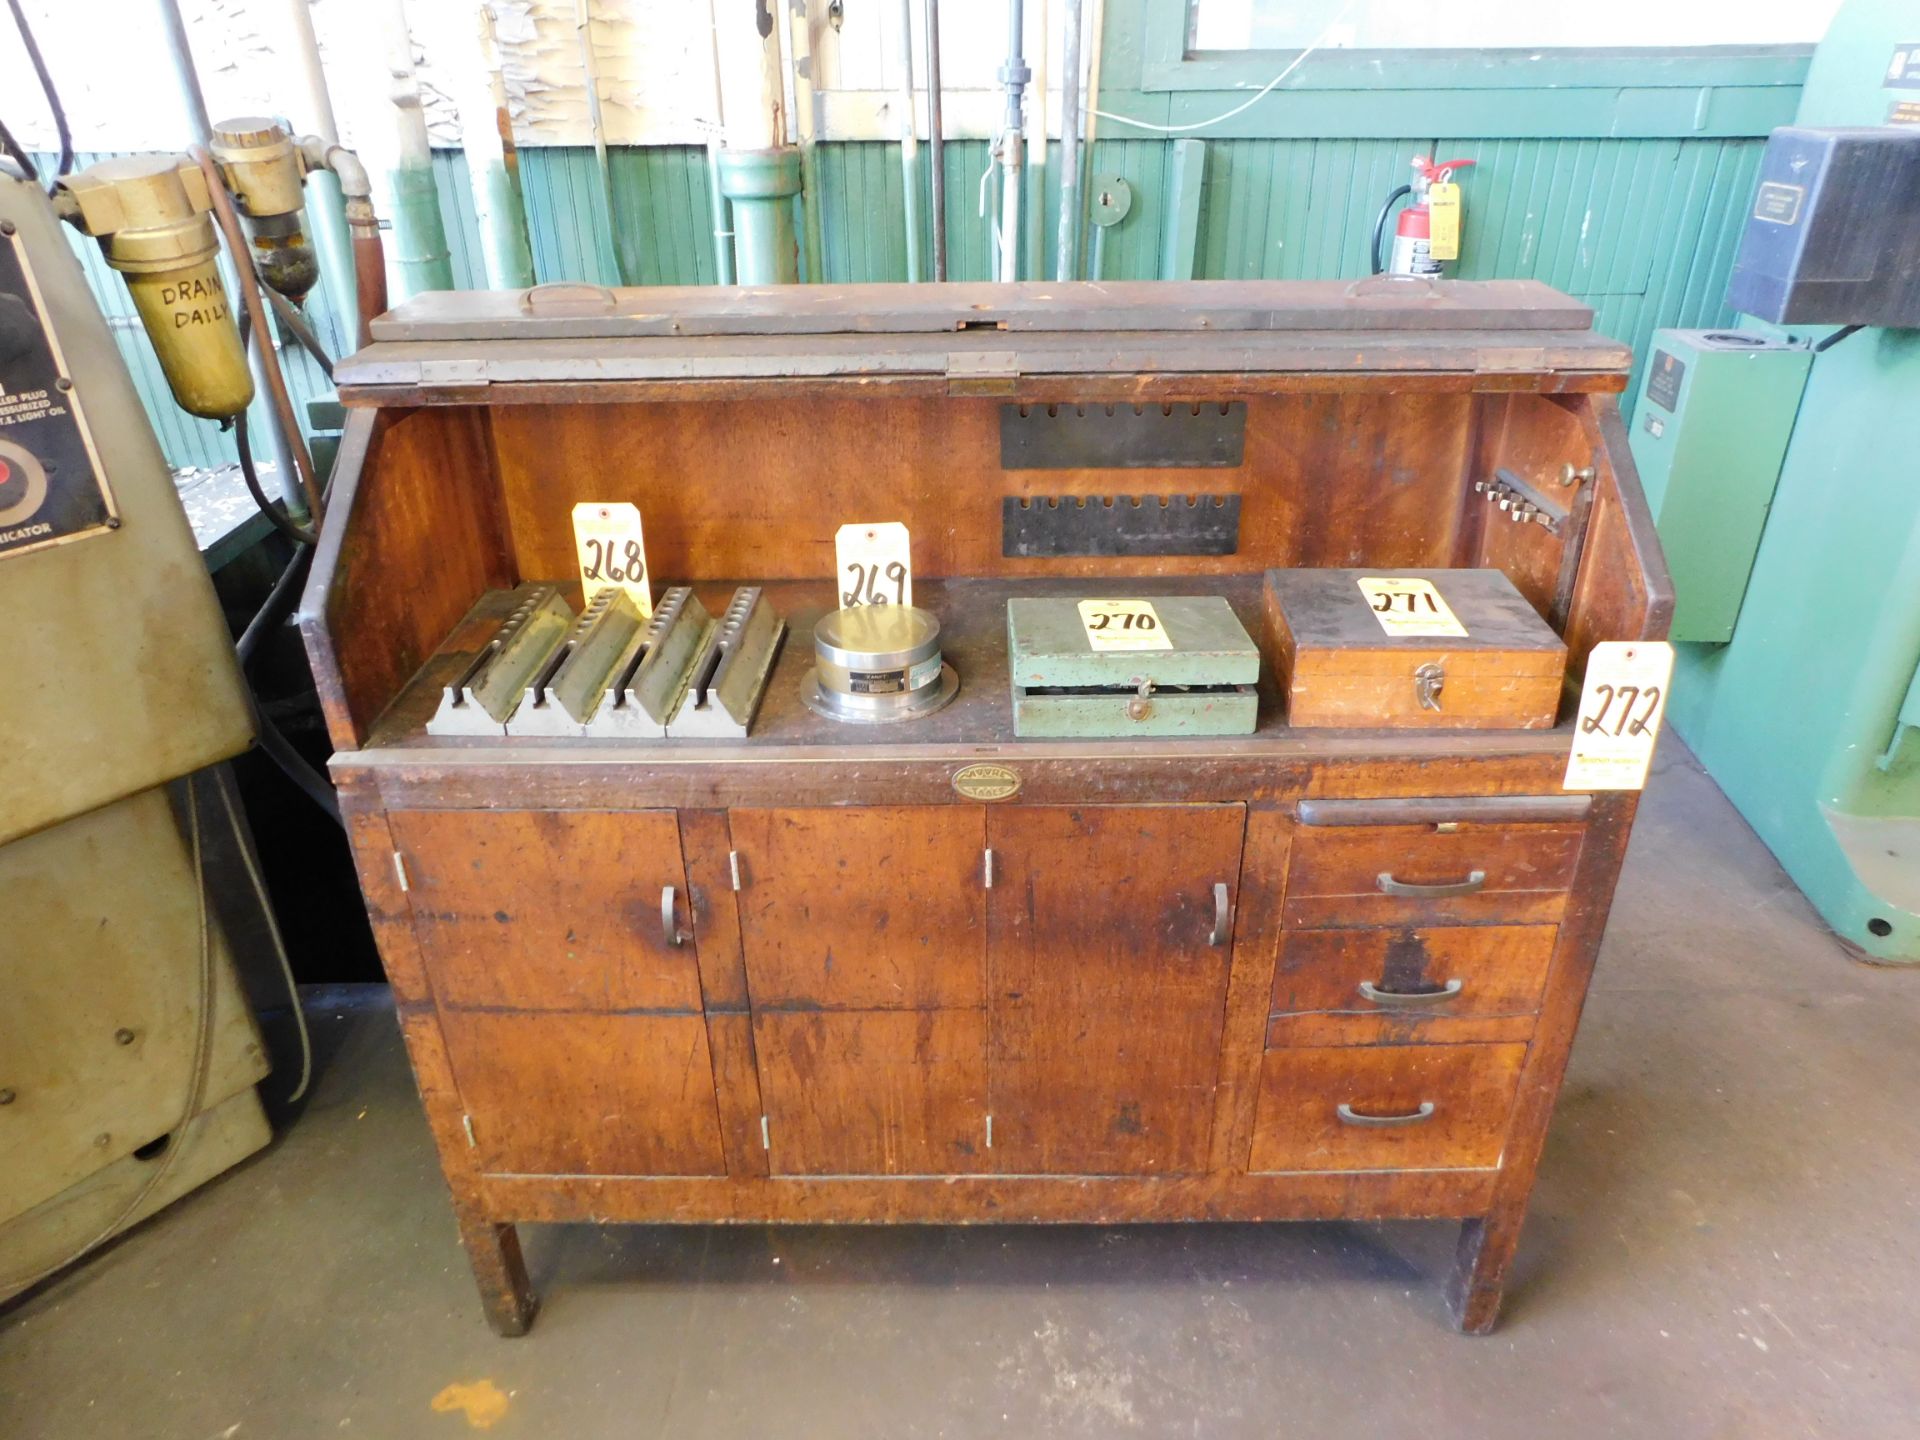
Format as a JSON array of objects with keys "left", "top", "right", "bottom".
[{"left": 1563, "top": 641, "right": 1674, "bottom": 791}]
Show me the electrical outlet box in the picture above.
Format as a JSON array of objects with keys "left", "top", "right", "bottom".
[{"left": 1629, "top": 329, "right": 1812, "bottom": 644}]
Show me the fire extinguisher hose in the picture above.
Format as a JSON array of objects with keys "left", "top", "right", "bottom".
[{"left": 1370, "top": 184, "right": 1412, "bottom": 276}]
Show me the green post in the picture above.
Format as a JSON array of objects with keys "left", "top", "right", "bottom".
[
  {"left": 389, "top": 163, "right": 454, "bottom": 294},
  {"left": 474, "top": 151, "right": 536, "bottom": 290},
  {"left": 717, "top": 147, "right": 803, "bottom": 285}
]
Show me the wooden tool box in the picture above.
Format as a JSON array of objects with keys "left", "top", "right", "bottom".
[{"left": 302, "top": 279, "right": 1670, "bottom": 1336}]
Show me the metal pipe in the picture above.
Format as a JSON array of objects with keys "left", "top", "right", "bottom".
[
  {"left": 1055, "top": 0, "right": 1083, "bottom": 282},
  {"left": 712, "top": 0, "right": 801, "bottom": 283},
  {"left": 383, "top": 0, "right": 453, "bottom": 294},
  {"left": 785, "top": 0, "right": 827, "bottom": 282},
  {"left": 1024, "top": 0, "right": 1048, "bottom": 282},
  {"left": 924, "top": 0, "right": 946, "bottom": 280},
  {"left": 158, "top": 0, "right": 212, "bottom": 138},
  {"left": 703, "top": 0, "right": 735, "bottom": 283},
  {"left": 893, "top": 0, "right": 924, "bottom": 282},
  {"left": 998, "top": 0, "right": 1028, "bottom": 283},
  {"left": 465, "top": 6, "right": 536, "bottom": 289},
  {"left": 274, "top": 0, "right": 355, "bottom": 351},
  {"left": 1078, "top": 0, "right": 1107, "bottom": 271},
  {"left": 574, "top": 0, "right": 624, "bottom": 284}
]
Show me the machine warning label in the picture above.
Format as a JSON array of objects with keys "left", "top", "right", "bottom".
[
  {"left": 1753, "top": 182, "right": 1805, "bottom": 227},
  {"left": 1886, "top": 43, "right": 1920, "bottom": 88},
  {"left": 0, "top": 234, "right": 115, "bottom": 559},
  {"left": 1891, "top": 99, "right": 1920, "bottom": 127},
  {"left": 1645, "top": 350, "right": 1686, "bottom": 413}
]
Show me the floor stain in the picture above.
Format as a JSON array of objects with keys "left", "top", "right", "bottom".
[{"left": 430, "top": 1379, "right": 512, "bottom": 1430}]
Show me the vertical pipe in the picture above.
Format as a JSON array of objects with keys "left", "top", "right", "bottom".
[
  {"left": 893, "top": 0, "right": 924, "bottom": 282},
  {"left": 704, "top": 0, "right": 736, "bottom": 283},
  {"left": 156, "top": 0, "right": 301, "bottom": 512},
  {"left": 786, "top": 0, "right": 827, "bottom": 282},
  {"left": 383, "top": 0, "right": 453, "bottom": 294},
  {"left": 1077, "top": 0, "right": 1107, "bottom": 272},
  {"left": 274, "top": 0, "right": 355, "bottom": 351},
  {"left": 574, "top": 0, "right": 624, "bottom": 284},
  {"left": 924, "top": 0, "right": 947, "bottom": 280},
  {"left": 998, "top": 0, "right": 1027, "bottom": 283},
  {"left": 433, "top": 4, "right": 535, "bottom": 289},
  {"left": 1024, "top": 0, "right": 1048, "bottom": 283},
  {"left": 1055, "top": 0, "right": 1084, "bottom": 282},
  {"left": 713, "top": 0, "right": 801, "bottom": 283}
]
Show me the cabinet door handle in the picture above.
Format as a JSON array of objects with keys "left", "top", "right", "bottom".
[
  {"left": 1357, "top": 978, "right": 1463, "bottom": 1007},
  {"left": 661, "top": 885, "right": 686, "bottom": 948},
  {"left": 1376, "top": 869, "right": 1486, "bottom": 898},
  {"left": 1209, "top": 882, "right": 1230, "bottom": 946},
  {"left": 1337, "top": 1101, "right": 1435, "bottom": 1128}
]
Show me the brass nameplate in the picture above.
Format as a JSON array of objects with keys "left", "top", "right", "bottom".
[{"left": 952, "top": 763, "right": 1020, "bottom": 801}]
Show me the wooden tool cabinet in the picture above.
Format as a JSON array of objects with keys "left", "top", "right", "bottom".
[{"left": 302, "top": 280, "right": 1670, "bottom": 1335}]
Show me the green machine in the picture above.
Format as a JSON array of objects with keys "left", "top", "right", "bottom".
[{"left": 1630, "top": 0, "right": 1920, "bottom": 962}]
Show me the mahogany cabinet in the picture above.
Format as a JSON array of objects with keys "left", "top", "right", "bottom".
[{"left": 301, "top": 280, "right": 1670, "bottom": 1336}]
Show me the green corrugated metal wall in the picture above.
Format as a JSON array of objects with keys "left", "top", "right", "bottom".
[{"left": 52, "top": 121, "right": 1780, "bottom": 469}]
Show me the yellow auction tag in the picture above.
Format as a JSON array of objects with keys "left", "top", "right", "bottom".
[
  {"left": 572, "top": 502, "right": 651, "bottom": 615},
  {"left": 1428, "top": 180, "right": 1461, "bottom": 261},
  {"left": 1564, "top": 641, "right": 1673, "bottom": 791},
  {"left": 1357, "top": 577, "right": 1467, "bottom": 638},
  {"left": 1078, "top": 598, "right": 1173, "bottom": 651},
  {"left": 835, "top": 521, "right": 913, "bottom": 607}
]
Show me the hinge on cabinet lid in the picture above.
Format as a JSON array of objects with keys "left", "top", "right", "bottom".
[
  {"left": 729, "top": 850, "right": 743, "bottom": 892},
  {"left": 392, "top": 851, "right": 410, "bottom": 892},
  {"left": 760, "top": 1115, "right": 770, "bottom": 1150},
  {"left": 983, "top": 848, "right": 995, "bottom": 889},
  {"left": 946, "top": 350, "right": 1019, "bottom": 397},
  {"left": 462, "top": 1114, "right": 476, "bottom": 1148}
]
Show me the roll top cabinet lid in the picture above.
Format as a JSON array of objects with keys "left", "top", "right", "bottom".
[{"left": 1265, "top": 568, "right": 1568, "bottom": 729}]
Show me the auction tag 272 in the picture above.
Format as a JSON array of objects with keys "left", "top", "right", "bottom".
[
  {"left": 572, "top": 502, "right": 652, "bottom": 615},
  {"left": 836, "top": 522, "right": 912, "bottom": 607},
  {"left": 1563, "top": 641, "right": 1674, "bottom": 791},
  {"left": 1078, "top": 598, "right": 1174, "bottom": 651}
]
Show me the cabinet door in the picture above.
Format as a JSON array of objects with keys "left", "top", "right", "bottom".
[
  {"left": 391, "top": 809, "right": 725, "bottom": 1178},
  {"left": 986, "top": 804, "right": 1245, "bottom": 1176},
  {"left": 731, "top": 807, "right": 989, "bottom": 1176}
]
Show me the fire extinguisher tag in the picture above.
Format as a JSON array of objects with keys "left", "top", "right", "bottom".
[{"left": 1428, "top": 182, "right": 1462, "bottom": 261}]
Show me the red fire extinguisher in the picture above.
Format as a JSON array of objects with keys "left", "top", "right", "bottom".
[{"left": 1371, "top": 157, "right": 1475, "bottom": 277}]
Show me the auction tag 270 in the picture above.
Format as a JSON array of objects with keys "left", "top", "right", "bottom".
[
  {"left": 572, "top": 502, "right": 652, "bottom": 615},
  {"left": 1078, "top": 598, "right": 1173, "bottom": 651},
  {"left": 836, "top": 521, "right": 912, "bottom": 607},
  {"left": 1564, "top": 641, "right": 1675, "bottom": 791}
]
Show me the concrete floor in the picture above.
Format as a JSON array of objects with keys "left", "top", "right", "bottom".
[{"left": 4, "top": 741, "right": 1919, "bottom": 1439}]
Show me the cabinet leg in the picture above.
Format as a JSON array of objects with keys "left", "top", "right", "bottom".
[
  {"left": 455, "top": 1212, "right": 538, "bottom": 1337},
  {"left": 1446, "top": 1208, "right": 1526, "bottom": 1335}
]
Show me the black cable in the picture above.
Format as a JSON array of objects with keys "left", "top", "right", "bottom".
[
  {"left": 5, "top": 0, "right": 72, "bottom": 192},
  {"left": 237, "top": 542, "right": 313, "bottom": 667},
  {"left": 253, "top": 703, "right": 342, "bottom": 825},
  {"left": 234, "top": 412, "right": 319, "bottom": 547},
  {"left": 0, "top": 115, "right": 39, "bottom": 184},
  {"left": 1370, "top": 183, "right": 1412, "bottom": 276},
  {"left": 265, "top": 286, "right": 335, "bottom": 381},
  {"left": 1813, "top": 323, "right": 1864, "bottom": 354}
]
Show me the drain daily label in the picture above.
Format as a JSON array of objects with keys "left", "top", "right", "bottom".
[
  {"left": 1358, "top": 577, "right": 1468, "bottom": 638},
  {"left": 1078, "top": 599, "right": 1173, "bottom": 651}
]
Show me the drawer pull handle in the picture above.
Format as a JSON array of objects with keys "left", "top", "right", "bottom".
[
  {"left": 661, "top": 885, "right": 687, "bottom": 948},
  {"left": 1357, "top": 978, "right": 1463, "bottom": 1007},
  {"left": 1376, "top": 869, "right": 1486, "bottom": 898},
  {"left": 1209, "top": 882, "right": 1230, "bottom": 947},
  {"left": 1337, "top": 1101, "right": 1436, "bottom": 1128}
]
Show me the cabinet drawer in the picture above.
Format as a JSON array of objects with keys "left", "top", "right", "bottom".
[
  {"left": 1267, "top": 925, "right": 1557, "bottom": 1046},
  {"left": 1283, "top": 824, "right": 1583, "bottom": 927},
  {"left": 1248, "top": 1043, "right": 1527, "bottom": 1173}
]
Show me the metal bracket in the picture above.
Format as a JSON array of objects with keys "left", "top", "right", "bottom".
[
  {"left": 1474, "top": 467, "right": 1570, "bottom": 535},
  {"left": 1003, "top": 493, "right": 1242, "bottom": 558},
  {"left": 427, "top": 585, "right": 574, "bottom": 737},
  {"left": 947, "top": 350, "right": 1019, "bottom": 396}
]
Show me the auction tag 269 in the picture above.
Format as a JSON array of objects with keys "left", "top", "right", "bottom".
[
  {"left": 836, "top": 522, "right": 913, "bottom": 607},
  {"left": 572, "top": 502, "right": 652, "bottom": 615},
  {"left": 1564, "top": 641, "right": 1674, "bottom": 791}
]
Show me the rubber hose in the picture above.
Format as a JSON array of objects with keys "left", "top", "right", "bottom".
[{"left": 1370, "top": 184, "right": 1412, "bottom": 277}]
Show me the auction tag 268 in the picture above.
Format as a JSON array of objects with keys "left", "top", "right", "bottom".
[
  {"left": 572, "top": 502, "right": 652, "bottom": 615},
  {"left": 1357, "top": 576, "right": 1468, "bottom": 638},
  {"left": 1564, "top": 641, "right": 1674, "bottom": 791},
  {"left": 1078, "top": 598, "right": 1174, "bottom": 651},
  {"left": 836, "top": 522, "right": 913, "bottom": 607}
]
